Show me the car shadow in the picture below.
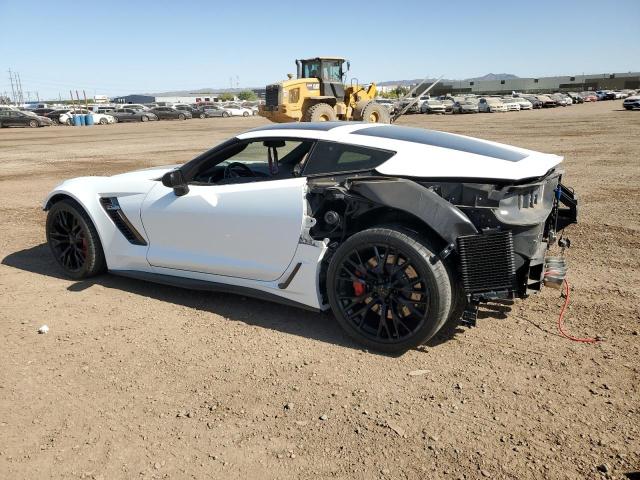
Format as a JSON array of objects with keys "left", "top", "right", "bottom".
[
  {"left": 424, "top": 300, "right": 514, "bottom": 348},
  {"left": 2, "top": 243, "right": 357, "bottom": 351},
  {"left": 3, "top": 244, "right": 514, "bottom": 355}
]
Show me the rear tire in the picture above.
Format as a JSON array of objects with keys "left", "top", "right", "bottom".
[
  {"left": 361, "top": 102, "right": 391, "bottom": 123},
  {"left": 327, "top": 227, "right": 452, "bottom": 353},
  {"left": 46, "top": 199, "right": 106, "bottom": 280},
  {"left": 304, "top": 103, "right": 337, "bottom": 122},
  {"left": 243, "top": 111, "right": 249, "bottom": 117}
]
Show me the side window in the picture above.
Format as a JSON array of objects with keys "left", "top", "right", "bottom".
[
  {"left": 303, "top": 141, "right": 394, "bottom": 176},
  {"left": 192, "top": 139, "right": 313, "bottom": 183}
]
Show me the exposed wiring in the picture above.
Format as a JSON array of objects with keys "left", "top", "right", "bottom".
[{"left": 556, "top": 278, "right": 599, "bottom": 344}]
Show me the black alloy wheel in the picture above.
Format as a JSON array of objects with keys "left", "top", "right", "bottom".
[
  {"left": 46, "top": 199, "right": 105, "bottom": 279},
  {"left": 327, "top": 227, "right": 451, "bottom": 353}
]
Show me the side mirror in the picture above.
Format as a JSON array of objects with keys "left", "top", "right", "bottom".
[{"left": 162, "top": 170, "right": 189, "bottom": 196}]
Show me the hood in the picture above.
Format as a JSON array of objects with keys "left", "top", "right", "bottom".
[{"left": 109, "top": 164, "right": 180, "bottom": 182}]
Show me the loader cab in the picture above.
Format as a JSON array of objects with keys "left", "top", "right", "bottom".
[{"left": 296, "top": 57, "right": 349, "bottom": 100}]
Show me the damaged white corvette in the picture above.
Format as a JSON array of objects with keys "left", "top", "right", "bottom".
[{"left": 44, "top": 122, "right": 577, "bottom": 352}]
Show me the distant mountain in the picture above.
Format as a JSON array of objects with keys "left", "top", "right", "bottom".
[
  {"left": 141, "top": 87, "right": 258, "bottom": 96},
  {"left": 467, "top": 73, "right": 519, "bottom": 81},
  {"left": 378, "top": 73, "right": 519, "bottom": 86}
]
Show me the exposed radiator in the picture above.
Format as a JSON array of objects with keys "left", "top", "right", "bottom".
[{"left": 457, "top": 231, "right": 516, "bottom": 294}]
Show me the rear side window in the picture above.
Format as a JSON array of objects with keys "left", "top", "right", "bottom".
[{"left": 303, "top": 141, "right": 394, "bottom": 176}]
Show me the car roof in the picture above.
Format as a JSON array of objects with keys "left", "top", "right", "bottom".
[{"left": 237, "top": 122, "right": 562, "bottom": 181}]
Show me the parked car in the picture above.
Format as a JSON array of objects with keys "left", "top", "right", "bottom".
[
  {"left": 508, "top": 97, "right": 533, "bottom": 110},
  {"left": 567, "top": 92, "right": 584, "bottom": 104},
  {"left": 501, "top": 98, "right": 521, "bottom": 111},
  {"left": 595, "top": 90, "right": 616, "bottom": 101},
  {"left": 201, "top": 106, "right": 231, "bottom": 118},
  {"left": 44, "top": 109, "right": 74, "bottom": 124},
  {"left": 150, "top": 107, "right": 192, "bottom": 120},
  {"left": 31, "top": 108, "right": 57, "bottom": 116},
  {"left": 59, "top": 110, "right": 115, "bottom": 125},
  {"left": 221, "top": 105, "right": 253, "bottom": 117},
  {"left": 535, "top": 95, "right": 557, "bottom": 108},
  {"left": 0, "top": 109, "right": 52, "bottom": 127},
  {"left": 451, "top": 100, "right": 479, "bottom": 114},
  {"left": 521, "top": 95, "right": 543, "bottom": 109},
  {"left": 580, "top": 92, "right": 598, "bottom": 102},
  {"left": 623, "top": 96, "right": 640, "bottom": 110},
  {"left": 105, "top": 108, "right": 158, "bottom": 123},
  {"left": 550, "top": 93, "right": 572, "bottom": 107},
  {"left": 397, "top": 99, "right": 420, "bottom": 114},
  {"left": 42, "top": 122, "right": 577, "bottom": 353},
  {"left": 420, "top": 99, "right": 446, "bottom": 114},
  {"left": 374, "top": 99, "right": 397, "bottom": 115},
  {"left": 478, "top": 97, "right": 507, "bottom": 113},
  {"left": 440, "top": 99, "right": 454, "bottom": 113},
  {"left": 175, "top": 105, "right": 207, "bottom": 119},
  {"left": 116, "top": 104, "right": 150, "bottom": 111}
]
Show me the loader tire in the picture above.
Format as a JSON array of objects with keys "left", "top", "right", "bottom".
[
  {"left": 361, "top": 102, "right": 390, "bottom": 123},
  {"left": 303, "top": 103, "right": 336, "bottom": 122}
]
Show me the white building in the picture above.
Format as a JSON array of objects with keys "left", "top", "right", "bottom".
[{"left": 154, "top": 93, "right": 228, "bottom": 104}]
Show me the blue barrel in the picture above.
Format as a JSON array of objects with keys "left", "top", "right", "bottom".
[
  {"left": 73, "top": 114, "right": 83, "bottom": 126},
  {"left": 85, "top": 114, "right": 94, "bottom": 126}
]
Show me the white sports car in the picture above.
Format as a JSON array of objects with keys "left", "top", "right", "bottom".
[
  {"left": 59, "top": 110, "right": 115, "bottom": 125},
  {"left": 223, "top": 106, "right": 253, "bottom": 117},
  {"left": 43, "top": 123, "right": 577, "bottom": 352}
]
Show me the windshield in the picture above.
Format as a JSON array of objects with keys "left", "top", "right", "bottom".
[{"left": 302, "top": 59, "right": 343, "bottom": 81}]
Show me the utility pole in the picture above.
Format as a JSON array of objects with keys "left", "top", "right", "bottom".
[
  {"left": 16, "top": 72, "right": 24, "bottom": 105},
  {"left": 8, "top": 70, "right": 17, "bottom": 105}
]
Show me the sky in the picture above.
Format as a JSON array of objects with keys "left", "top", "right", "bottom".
[{"left": 1, "top": 0, "right": 639, "bottom": 100}]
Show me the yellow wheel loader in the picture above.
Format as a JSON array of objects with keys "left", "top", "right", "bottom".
[{"left": 258, "top": 57, "right": 390, "bottom": 124}]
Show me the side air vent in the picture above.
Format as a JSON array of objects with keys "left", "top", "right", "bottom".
[
  {"left": 457, "top": 231, "right": 516, "bottom": 294},
  {"left": 99, "top": 197, "right": 147, "bottom": 246}
]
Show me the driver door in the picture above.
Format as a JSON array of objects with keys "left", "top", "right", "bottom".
[{"left": 140, "top": 139, "right": 309, "bottom": 282}]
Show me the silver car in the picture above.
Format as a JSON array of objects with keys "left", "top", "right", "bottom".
[
  {"left": 452, "top": 100, "right": 479, "bottom": 114},
  {"left": 202, "top": 106, "right": 231, "bottom": 118}
]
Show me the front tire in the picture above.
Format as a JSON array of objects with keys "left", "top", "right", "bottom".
[
  {"left": 327, "top": 227, "right": 452, "bottom": 353},
  {"left": 29, "top": 120, "right": 39, "bottom": 128},
  {"left": 304, "top": 103, "right": 337, "bottom": 122},
  {"left": 361, "top": 102, "right": 391, "bottom": 123},
  {"left": 243, "top": 111, "right": 249, "bottom": 117},
  {"left": 46, "top": 199, "right": 106, "bottom": 280},
  {"left": 99, "top": 118, "right": 108, "bottom": 125},
  {"left": 222, "top": 112, "right": 229, "bottom": 118},
  {"left": 178, "top": 114, "right": 186, "bottom": 120},
  {"left": 141, "top": 115, "right": 148, "bottom": 122},
  {"left": 199, "top": 113, "right": 205, "bottom": 119}
]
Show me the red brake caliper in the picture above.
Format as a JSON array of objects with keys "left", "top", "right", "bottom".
[{"left": 353, "top": 271, "right": 365, "bottom": 296}]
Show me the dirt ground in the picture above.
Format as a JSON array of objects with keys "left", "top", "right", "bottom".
[{"left": 0, "top": 102, "right": 638, "bottom": 480}]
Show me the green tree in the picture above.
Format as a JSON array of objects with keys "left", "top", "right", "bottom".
[
  {"left": 237, "top": 90, "right": 257, "bottom": 101},
  {"left": 218, "top": 92, "right": 235, "bottom": 102}
]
